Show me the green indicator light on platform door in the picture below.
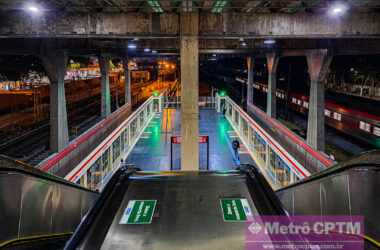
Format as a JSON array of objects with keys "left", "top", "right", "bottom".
[
  {"left": 219, "top": 91, "right": 226, "bottom": 97},
  {"left": 153, "top": 91, "right": 159, "bottom": 97}
]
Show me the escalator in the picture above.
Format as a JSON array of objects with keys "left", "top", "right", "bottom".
[
  {"left": 0, "top": 155, "right": 99, "bottom": 250},
  {"left": 276, "top": 150, "right": 380, "bottom": 250},
  {"left": 65, "top": 151, "right": 380, "bottom": 250},
  {"left": 1, "top": 151, "right": 379, "bottom": 249},
  {"left": 65, "top": 165, "right": 286, "bottom": 249}
]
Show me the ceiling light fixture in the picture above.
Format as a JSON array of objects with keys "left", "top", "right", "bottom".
[{"left": 264, "top": 39, "right": 276, "bottom": 45}]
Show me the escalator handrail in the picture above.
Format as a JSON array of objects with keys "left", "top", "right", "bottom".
[
  {"left": 64, "top": 166, "right": 135, "bottom": 249},
  {"left": 239, "top": 164, "right": 287, "bottom": 215},
  {"left": 0, "top": 154, "right": 97, "bottom": 193},
  {"left": 276, "top": 150, "right": 380, "bottom": 192}
]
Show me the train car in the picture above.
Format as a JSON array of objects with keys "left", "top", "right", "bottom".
[
  {"left": 289, "top": 92, "right": 380, "bottom": 148},
  {"left": 247, "top": 79, "right": 380, "bottom": 148}
]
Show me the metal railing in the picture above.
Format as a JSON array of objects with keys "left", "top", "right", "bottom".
[
  {"left": 39, "top": 103, "right": 133, "bottom": 177},
  {"left": 247, "top": 102, "right": 334, "bottom": 173},
  {"left": 216, "top": 94, "right": 313, "bottom": 189},
  {"left": 64, "top": 94, "right": 163, "bottom": 190}
]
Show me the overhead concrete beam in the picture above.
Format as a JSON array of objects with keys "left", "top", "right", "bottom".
[{"left": 1, "top": 11, "right": 380, "bottom": 38}]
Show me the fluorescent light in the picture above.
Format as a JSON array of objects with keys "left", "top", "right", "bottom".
[
  {"left": 144, "top": 48, "right": 151, "bottom": 52},
  {"left": 26, "top": 4, "right": 41, "bottom": 13},
  {"left": 264, "top": 39, "right": 276, "bottom": 45},
  {"left": 329, "top": 3, "right": 347, "bottom": 16},
  {"left": 152, "top": 50, "right": 158, "bottom": 54},
  {"left": 241, "top": 42, "right": 247, "bottom": 47},
  {"left": 128, "top": 44, "right": 137, "bottom": 49}
]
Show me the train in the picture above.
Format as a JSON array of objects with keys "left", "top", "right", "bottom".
[{"left": 237, "top": 77, "right": 380, "bottom": 148}]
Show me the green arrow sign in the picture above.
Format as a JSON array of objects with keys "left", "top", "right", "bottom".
[
  {"left": 220, "top": 198, "right": 252, "bottom": 222},
  {"left": 119, "top": 200, "right": 157, "bottom": 224}
]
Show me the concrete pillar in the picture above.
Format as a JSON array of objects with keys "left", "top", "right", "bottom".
[
  {"left": 123, "top": 58, "right": 131, "bottom": 105},
  {"left": 247, "top": 56, "right": 254, "bottom": 109},
  {"left": 180, "top": 11, "right": 199, "bottom": 171},
  {"left": 99, "top": 54, "right": 111, "bottom": 118},
  {"left": 40, "top": 50, "right": 69, "bottom": 152},
  {"left": 306, "top": 49, "right": 332, "bottom": 151},
  {"left": 266, "top": 52, "right": 280, "bottom": 118}
]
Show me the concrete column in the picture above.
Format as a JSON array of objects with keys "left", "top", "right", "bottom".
[
  {"left": 180, "top": 11, "right": 199, "bottom": 171},
  {"left": 41, "top": 50, "right": 69, "bottom": 152},
  {"left": 123, "top": 58, "right": 131, "bottom": 105},
  {"left": 247, "top": 56, "right": 254, "bottom": 109},
  {"left": 266, "top": 52, "right": 280, "bottom": 118},
  {"left": 306, "top": 49, "right": 332, "bottom": 151},
  {"left": 99, "top": 54, "right": 111, "bottom": 118}
]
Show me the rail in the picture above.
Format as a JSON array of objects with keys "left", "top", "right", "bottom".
[
  {"left": 217, "top": 94, "right": 312, "bottom": 188},
  {"left": 39, "top": 102, "right": 133, "bottom": 177},
  {"left": 247, "top": 102, "right": 334, "bottom": 172},
  {"left": 64, "top": 94, "right": 163, "bottom": 189}
]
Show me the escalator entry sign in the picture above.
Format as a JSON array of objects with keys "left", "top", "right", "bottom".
[
  {"left": 119, "top": 200, "right": 157, "bottom": 224},
  {"left": 220, "top": 198, "right": 252, "bottom": 222}
]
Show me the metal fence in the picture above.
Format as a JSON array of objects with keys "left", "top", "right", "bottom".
[
  {"left": 216, "top": 94, "right": 313, "bottom": 189},
  {"left": 247, "top": 102, "right": 334, "bottom": 173},
  {"left": 39, "top": 103, "right": 133, "bottom": 178},
  {"left": 64, "top": 94, "right": 163, "bottom": 190}
]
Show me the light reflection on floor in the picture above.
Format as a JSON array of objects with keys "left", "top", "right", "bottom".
[{"left": 126, "top": 108, "right": 254, "bottom": 171}]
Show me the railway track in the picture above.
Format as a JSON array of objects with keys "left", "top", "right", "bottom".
[{"left": 0, "top": 96, "right": 102, "bottom": 166}]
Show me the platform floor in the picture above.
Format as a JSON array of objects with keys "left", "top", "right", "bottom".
[{"left": 126, "top": 108, "right": 254, "bottom": 171}]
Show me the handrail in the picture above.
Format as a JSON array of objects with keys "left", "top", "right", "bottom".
[
  {"left": 247, "top": 102, "right": 334, "bottom": 167},
  {"left": 64, "top": 166, "right": 136, "bottom": 250},
  {"left": 39, "top": 102, "right": 131, "bottom": 172},
  {"left": 0, "top": 155, "right": 97, "bottom": 193},
  {"left": 239, "top": 164, "right": 286, "bottom": 215},
  {"left": 0, "top": 232, "right": 72, "bottom": 249},
  {"left": 225, "top": 96, "right": 310, "bottom": 178},
  {"left": 276, "top": 150, "right": 380, "bottom": 192},
  {"left": 65, "top": 95, "right": 159, "bottom": 183}
]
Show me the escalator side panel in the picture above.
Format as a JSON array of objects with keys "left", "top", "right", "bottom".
[
  {"left": 51, "top": 184, "right": 83, "bottom": 234},
  {"left": 0, "top": 171, "right": 99, "bottom": 246},
  {"left": 349, "top": 170, "right": 380, "bottom": 245},
  {"left": 0, "top": 174, "right": 22, "bottom": 243},
  {"left": 276, "top": 166, "right": 380, "bottom": 246},
  {"left": 320, "top": 174, "right": 351, "bottom": 215},
  {"left": 18, "top": 176, "right": 55, "bottom": 238}
]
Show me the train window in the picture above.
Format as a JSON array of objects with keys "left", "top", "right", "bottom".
[
  {"left": 373, "top": 127, "right": 380, "bottom": 136},
  {"left": 297, "top": 100, "right": 302, "bottom": 105},
  {"left": 325, "top": 109, "right": 331, "bottom": 117},
  {"left": 292, "top": 98, "right": 297, "bottom": 104},
  {"left": 359, "top": 121, "right": 371, "bottom": 132},
  {"left": 333, "top": 112, "right": 342, "bottom": 121},
  {"left": 303, "top": 101, "right": 309, "bottom": 108}
]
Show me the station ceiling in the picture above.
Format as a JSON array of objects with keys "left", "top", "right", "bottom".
[{"left": 0, "top": 0, "right": 379, "bottom": 14}]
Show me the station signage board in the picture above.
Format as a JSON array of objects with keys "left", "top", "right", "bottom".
[
  {"left": 171, "top": 135, "right": 209, "bottom": 144},
  {"left": 119, "top": 200, "right": 157, "bottom": 224},
  {"left": 220, "top": 198, "right": 252, "bottom": 222}
]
